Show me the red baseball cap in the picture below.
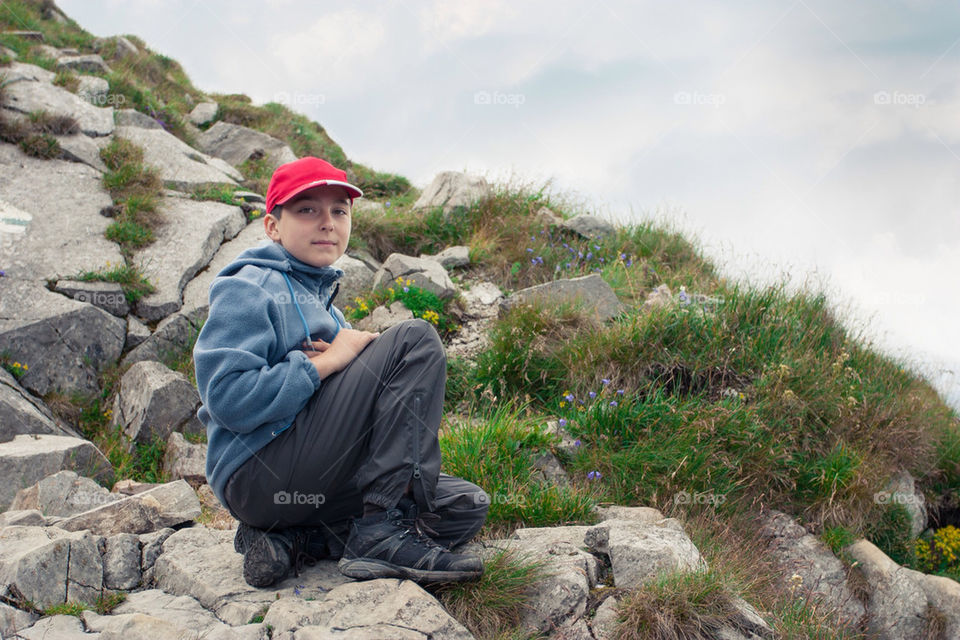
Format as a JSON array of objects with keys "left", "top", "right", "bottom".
[{"left": 265, "top": 157, "right": 363, "bottom": 213}]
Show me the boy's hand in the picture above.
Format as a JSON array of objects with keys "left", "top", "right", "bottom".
[{"left": 304, "top": 329, "right": 380, "bottom": 380}]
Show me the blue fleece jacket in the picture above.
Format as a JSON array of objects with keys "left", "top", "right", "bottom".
[{"left": 193, "top": 240, "right": 351, "bottom": 507}]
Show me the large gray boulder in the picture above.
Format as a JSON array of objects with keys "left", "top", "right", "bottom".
[
  {"left": 112, "top": 360, "right": 203, "bottom": 445},
  {"left": 76, "top": 74, "right": 110, "bottom": 106},
  {"left": 501, "top": 274, "right": 623, "bottom": 321},
  {"left": 263, "top": 579, "right": 475, "bottom": 639},
  {"left": 115, "top": 108, "right": 163, "bottom": 129},
  {"left": 845, "top": 539, "right": 929, "bottom": 640},
  {"left": 179, "top": 223, "right": 267, "bottom": 320},
  {"left": 560, "top": 214, "right": 616, "bottom": 240},
  {"left": 113, "top": 125, "right": 241, "bottom": 191},
  {"left": 10, "top": 469, "right": 119, "bottom": 517},
  {"left": 908, "top": 569, "right": 960, "bottom": 638},
  {"left": 413, "top": 171, "right": 491, "bottom": 214},
  {"left": 163, "top": 431, "right": 207, "bottom": 485},
  {"left": 188, "top": 101, "right": 218, "bottom": 127},
  {"left": 53, "top": 479, "right": 201, "bottom": 536},
  {"left": 355, "top": 301, "right": 414, "bottom": 333},
  {"left": 420, "top": 245, "right": 470, "bottom": 268},
  {"left": 585, "top": 513, "right": 706, "bottom": 589},
  {"left": 2, "top": 68, "right": 114, "bottom": 136},
  {"left": 152, "top": 526, "right": 351, "bottom": 625},
  {"left": 197, "top": 121, "right": 297, "bottom": 171},
  {"left": 56, "top": 53, "right": 111, "bottom": 74},
  {"left": 122, "top": 312, "right": 201, "bottom": 368},
  {"left": 0, "top": 367, "right": 82, "bottom": 443},
  {"left": 0, "top": 525, "right": 104, "bottom": 609},
  {"left": 81, "top": 589, "right": 235, "bottom": 638},
  {"left": 14, "top": 614, "right": 92, "bottom": 640},
  {"left": 131, "top": 197, "right": 246, "bottom": 321},
  {"left": 0, "top": 61, "right": 55, "bottom": 85},
  {"left": 759, "top": 510, "right": 865, "bottom": 627},
  {"left": 102, "top": 532, "right": 142, "bottom": 590},
  {"left": 372, "top": 253, "right": 457, "bottom": 299},
  {"left": 54, "top": 279, "right": 129, "bottom": 316},
  {"left": 0, "top": 600, "right": 38, "bottom": 639},
  {"left": 0, "top": 434, "right": 111, "bottom": 510},
  {"left": 331, "top": 252, "right": 376, "bottom": 313}
]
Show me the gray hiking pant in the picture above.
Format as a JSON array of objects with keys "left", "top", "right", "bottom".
[{"left": 223, "top": 319, "right": 488, "bottom": 551}]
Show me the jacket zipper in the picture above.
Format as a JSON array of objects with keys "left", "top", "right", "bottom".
[{"left": 412, "top": 394, "right": 422, "bottom": 482}]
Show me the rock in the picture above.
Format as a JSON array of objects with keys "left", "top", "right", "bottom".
[
  {"left": 232, "top": 190, "right": 265, "bottom": 204},
  {"left": 845, "top": 539, "right": 928, "bottom": 640},
  {"left": 0, "top": 509, "right": 47, "bottom": 527},
  {"left": 115, "top": 108, "right": 163, "bottom": 129},
  {"left": 590, "top": 595, "right": 620, "bottom": 640},
  {"left": 76, "top": 74, "right": 110, "bottom": 106},
  {"left": 881, "top": 470, "right": 927, "bottom": 539},
  {"left": 413, "top": 171, "right": 491, "bottom": 214},
  {"left": 54, "top": 279, "right": 129, "bottom": 316},
  {"left": 502, "top": 274, "right": 623, "bottom": 322},
  {"left": 460, "top": 281, "right": 503, "bottom": 315},
  {"left": 105, "top": 35, "right": 139, "bottom": 59},
  {"left": 485, "top": 526, "right": 602, "bottom": 634},
  {"left": 545, "top": 419, "right": 581, "bottom": 458},
  {"left": 179, "top": 224, "right": 267, "bottom": 321},
  {"left": 372, "top": 253, "right": 457, "bottom": 299},
  {"left": 188, "top": 101, "right": 218, "bottom": 127},
  {"left": 594, "top": 505, "right": 664, "bottom": 524},
  {"left": 139, "top": 528, "right": 175, "bottom": 573},
  {"left": 125, "top": 315, "right": 151, "bottom": 349},
  {"left": 10, "top": 470, "right": 119, "bottom": 517},
  {"left": 55, "top": 133, "right": 109, "bottom": 172},
  {"left": 196, "top": 484, "right": 235, "bottom": 530},
  {"left": 152, "top": 526, "right": 351, "bottom": 625},
  {"left": 908, "top": 569, "right": 960, "bottom": 638},
  {"left": 560, "top": 214, "right": 615, "bottom": 239},
  {"left": 585, "top": 517, "right": 706, "bottom": 589},
  {"left": 113, "top": 479, "right": 162, "bottom": 496},
  {"left": 33, "top": 44, "right": 62, "bottom": 60},
  {"left": 53, "top": 479, "right": 201, "bottom": 536},
  {"left": 56, "top": 53, "right": 111, "bottom": 74},
  {"left": 347, "top": 247, "right": 382, "bottom": 272},
  {"left": 531, "top": 452, "right": 570, "bottom": 487},
  {"left": 131, "top": 198, "right": 245, "bottom": 321},
  {"left": 356, "top": 301, "right": 414, "bottom": 333},
  {"left": 122, "top": 312, "right": 201, "bottom": 368},
  {"left": 197, "top": 121, "right": 297, "bottom": 171},
  {"left": 643, "top": 283, "right": 673, "bottom": 309},
  {"left": 82, "top": 589, "right": 227, "bottom": 637},
  {"left": 420, "top": 245, "right": 470, "bottom": 268},
  {"left": 536, "top": 206, "right": 564, "bottom": 227},
  {"left": 112, "top": 361, "right": 203, "bottom": 445},
  {"left": 163, "top": 432, "right": 206, "bottom": 485},
  {"left": 103, "top": 532, "right": 142, "bottom": 590},
  {"left": 0, "top": 435, "right": 111, "bottom": 510},
  {"left": 0, "top": 280, "right": 126, "bottom": 396},
  {"left": 14, "top": 614, "right": 90, "bottom": 640},
  {"left": 0, "top": 600, "right": 38, "bottom": 638},
  {"left": 262, "top": 579, "right": 474, "bottom": 639},
  {"left": 0, "top": 525, "right": 103, "bottom": 609},
  {"left": 758, "top": 510, "right": 866, "bottom": 626},
  {"left": 0, "top": 367, "right": 82, "bottom": 443},
  {"left": 113, "top": 125, "right": 241, "bottom": 190},
  {"left": 331, "top": 252, "right": 376, "bottom": 313},
  {"left": 3, "top": 76, "right": 113, "bottom": 136},
  {"left": 2, "top": 31, "right": 44, "bottom": 41},
  {"left": 0, "top": 45, "right": 18, "bottom": 59},
  {"left": 0, "top": 146, "right": 123, "bottom": 280},
  {"left": 0, "top": 62, "right": 54, "bottom": 85}
]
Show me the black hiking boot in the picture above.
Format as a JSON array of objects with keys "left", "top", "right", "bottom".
[
  {"left": 233, "top": 522, "right": 327, "bottom": 588},
  {"left": 337, "top": 508, "right": 483, "bottom": 583}
]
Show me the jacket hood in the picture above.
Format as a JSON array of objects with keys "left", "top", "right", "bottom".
[{"left": 218, "top": 240, "right": 344, "bottom": 284}]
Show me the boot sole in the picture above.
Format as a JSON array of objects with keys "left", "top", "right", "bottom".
[
  {"left": 243, "top": 535, "right": 291, "bottom": 588},
  {"left": 338, "top": 557, "right": 482, "bottom": 583}
]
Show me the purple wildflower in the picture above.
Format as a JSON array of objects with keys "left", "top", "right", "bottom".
[
  {"left": 593, "top": 244, "right": 600, "bottom": 250},
  {"left": 526, "top": 247, "right": 533, "bottom": 253},
  {"left": 385, "top": 201, "right": 392, "bottom": 208},
  {"left": 585, "top": 252, "right": 593, "bottom": 260},
  {"left": 601, "top": 378, "right": 610, "bottom": 385},
  {"left": 588, "top": 391, "right": 596, "bottom": 399},
  {"left": 617, "top": 389, "right": 624, "bottom": 395},
  {"left": 564, "top": 393, "right": 574, "bottom": 402},
  {"left": 0, "top": 270, "right": 5, "bottom": 277},
  {"left": 626, "top": 259, "right": 633, "bottom": 267},
  {"left": 558, "top": 418, "right": 567, "bottom": 427},
  {"left": 403, "top": 286, "right": 409, "bottom": 293},
  {"left": 620, "top": 253, "right": 627, "bottom": 260},
  {"left": 610, "top": 400, "right": 618, "bottom": 407},
  {"left": 574, "top": 439, "right": 581, "bottom": 447},
  {"left": 587, "top": 470, "right": 602, "bottom": 480}
]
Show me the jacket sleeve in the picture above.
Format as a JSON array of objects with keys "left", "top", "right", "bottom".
[{"left": 194, "top": 276, "right": 322, "bottom": 434}]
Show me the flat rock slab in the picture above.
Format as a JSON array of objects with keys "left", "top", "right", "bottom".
[
  {"left": 179, "top": 223, "right": 267, "bottom": 320},
  {"left": 0, "top": 435, "right": 111, "bottom": 510},
  {"left": 82, "top": 589, "right": 223, "bottom": 635},
  {"left": 3, "top": 77, "right": 114, "bottom": 136},
  {"left": 56, "top": 133, "right": 109, "bottom": 172},
  {"left": 131, "top": 197, "right": 246, "bottom": 322},
  {"left": 413, "top": 171, "right": 491, "bottom": 214},
  {"left": 0, "top": 145, "right": 123, "bottom": 280},
  {"left": 152, "top": 526, "right": 352, "bottom": 626},
  {"left": 10, "top": 469, "right": 119, "bottom": 517},
  {"left": 52, "top": 479, "right": 201, "bottom": 536},
  {"left": 114, "top": 125, "right": 241, "bottom": 191},
  {"left": 501, "top": 274, "right": 623, "bottom": 321},
  {"left": 54, "top": 279, "right": 129, "bottom": 317},
  {"left": 262, "top": 579, "right": 474, "bottom": 639},
  {"left": 372, "top": 253, "right": 457, "bottom": 299},
  {"left": 198, "top": 121, "right": 297, "bottom": 170},
  {"left": 0, "top": 367, "right": 81, "bottom": 443},
  {"left": 0, "top": 61, "right": 55, "bottom": 85},
  {"left": 0, "top": 525, "right": 104, "bottom": 609},
  {"left": 189, "top": 102, "right": 218, "bottom": 126},
  {"left": 56, "top": 53, "right": 110, "bottom": 74},
  {"left": 13, "top": 613, "right": 93, "bottom": 640},
  {"left": 0, "top": 279, "right": 126, "bottom": 397}
]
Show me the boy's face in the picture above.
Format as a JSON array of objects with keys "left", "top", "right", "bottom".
[{"left": 264, "top": 185, "right": 352, "bottom": 268}]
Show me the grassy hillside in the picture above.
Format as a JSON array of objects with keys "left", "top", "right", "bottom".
[{"left": 3, "top": 1, "right": 960, "bottom": 637}]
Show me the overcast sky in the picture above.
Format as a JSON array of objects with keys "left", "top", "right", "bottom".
[{"left": 58, "top": 0, "right": 960, "bottom": 410}]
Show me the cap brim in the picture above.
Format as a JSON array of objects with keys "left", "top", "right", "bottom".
[{"left": 277, "top": 179, "right": 363, "bottom": 206}]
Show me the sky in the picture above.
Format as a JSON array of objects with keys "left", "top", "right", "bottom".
[{"left": 57, "top": 0, "right": 960, "bottom": 410}]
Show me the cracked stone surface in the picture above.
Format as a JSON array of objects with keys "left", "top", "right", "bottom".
[
  {"left": 2, "top": 71, "right": 114, "bottom": 136},
  {"left": 0, "top": 367, "right": 82, "bottom": 443},
  {"left": 0, "top": 435, "right": 111, "bottom": 510},
  {"left": 111, "top": 361, "right": 203, "bottom": 445},
  {"left": 502, "top": 274, "right": 623, "bottom": 322},
  {"left": 113, "top": 125, "right": 241, "bottom": 191}
]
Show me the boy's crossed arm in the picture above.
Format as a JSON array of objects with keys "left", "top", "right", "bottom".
[{"left": 300, "top": 328, "right": 380, "bottom": 380}]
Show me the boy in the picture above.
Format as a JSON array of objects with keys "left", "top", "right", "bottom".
[{"left": 193, "top": 157, "right": 487, "bottom": 588}]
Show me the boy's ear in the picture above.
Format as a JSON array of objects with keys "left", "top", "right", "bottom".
[{"left": 264, "top": 212, "right": 281, "bottom": 242}]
